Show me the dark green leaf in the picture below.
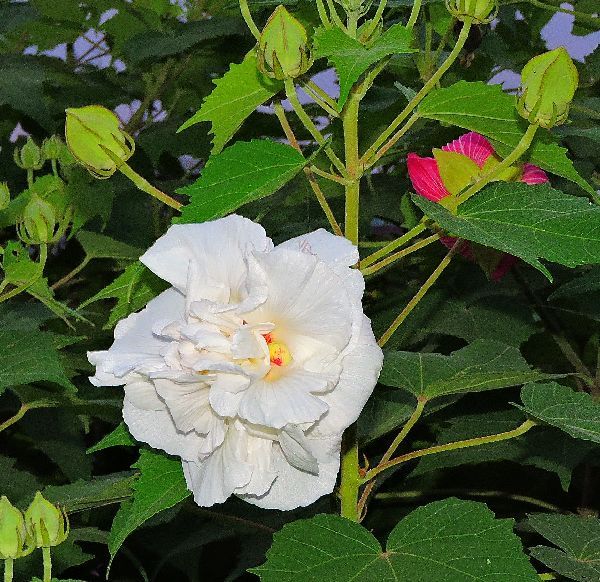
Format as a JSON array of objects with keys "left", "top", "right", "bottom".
[
  {"left": 178, "top": 140, "right": 306, "bottom": 224},
  {"left": 414, "top": 183, "right": 600, "bottom": 280}
]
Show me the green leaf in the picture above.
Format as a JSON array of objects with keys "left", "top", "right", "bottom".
[
  {"left": 0, "top": 454, "right": 42, "bottom": 507},
  {"left": 549, "top": 266, "right": 600, "bottom": 300},
  {"left": 43, "top": 473, "right": 135, "bottom": 513},
  {"left": 411, "top": 410, "right": 595, "bottom": 490},
  {"left": 80, "top": 262, "right": 167, "bottom": 330},
  {"left": 87, "top": 422, "right": 136, "bottom": 454},
  {"left": 178, "top": 140, "right": 306, "bottom": 224},
  {"left": 314, "top": 24, "right": 415, "bottom": 110},
  {"left": 252, "top": 498, "right": 538, "bottom": 581},
  {"left": 108, "top": 449, "right": 191, "bottom": 561},
  {"left": 0, "top": 328, "right": 73, "bottom": 395},
  {"left": 178, "top": 52, "right": 282, "bottom": 154},
  {"left": 413, "top": 182, "right": 600, "bottom": 281},
  {"left": 529, "top": 513, "right": 600, "bottom": 582},
  {"left": 76, "top": 231, "right": 142, "bottom": 262},
  {"left": 418, "top": 81, "right": 594, "bottom": 194},
  {"left": 518, "top": 382, "right": 600, "bottom": 443},
  {"left": 379, "top": 340, "right": 552, "bottom": 400}
]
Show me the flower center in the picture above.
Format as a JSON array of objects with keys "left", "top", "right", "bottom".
[{"left": 263, "top": 333, "right": 292, "bottom": 367}]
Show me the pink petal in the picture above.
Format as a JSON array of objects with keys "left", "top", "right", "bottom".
[
  {"left": 440, "top": 236, "right": 475, "bottom": 261},
  {"left": 407, "top": 153, "right": 451, "bottom": 202},
  {"left": 442, "top": 132, "right": 495, "bottom": 168},
  {"left": 491, "top": 255, "right": 518, "bottom": 282},
  {"left": 521, "top": 163, "right": 549, "bottom": 185}
]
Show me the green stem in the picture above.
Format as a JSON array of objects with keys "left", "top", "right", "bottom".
[
  {"left": 27, "top": 169, "right": 34, "bottom": 188},
  {"left": 239, "top": 0, "right": 261, "bottom": 40},
  {"left": 505, "top": 0, "right": 600, "bottom": 28},
  {"left": 363, "top": 112, "right": 420, "bottom": 168},
  {"left": 358, "top": 397, "right": 427, "bottom": 518},
  {"left": 407, "top": 0, "right": 423, "bottom": 29},
  {"left": 42, "top": 546, "right": 52, "bottom": 582},
  {"left": 455, "top": 123, "right": 539, "bottom": 206},
  {"left": 363, "top": 18, "right": 472, "bottom": 162},
  {"left": 347, "top": 10, "right": 359, "bottom": 37},
  {"left": 361, "top": 233, "right": 440, "bottom": 276},
  {"left": 310, "top": 166, "right": 348, "bottom": 185},
  {"left": 361, "top": 223, "right": 427, "bottom": 267},
  {"left": 375, "top": 489, "right": 562, "bottom": 512},
  {"left": 301, "top": 82, "right": 340, "bottom": 118},
  {"left": 119, "top": 163, "right": 182, "bottom": 210},
  {"left": 0, "top": 404, "right": 29, "bottom": 433},
  {"left": 362, "top": 0, "right": 388, "bottom": 41},
  {"left": 284, "top": 78, "right": 348, "bottom": 177},
  {"left": 326, "top": 0, "right": 347, "bottom": 31},
  {"left": 316, "top": 0, "right": 332, "bottom": 28},
  {"left": 538, "top": 574, "right": 559, "bottom": 581},
  {"left": 340, "top": 424, "right": 360, "bottom": 521},
  {"left": 51, "top": 256, "right": 91, "bottom": 290},
  {"left": 378, "top": 240, "right": 462, "bottom": 347},
  {"left": 343, "top": 92, "right": 362, "bottom": 246},
  {"left": 362, "top": 419, "right": 537, "bottom": 483},
  {"left": 304, "top": 80, "right": 339, "bottom": 112},
  {"left": 3, "top": 559, "right": 13, "bottom": 582}
]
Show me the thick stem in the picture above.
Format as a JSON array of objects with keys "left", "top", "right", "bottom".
[
  {"left": 361, "top": 234, "right": 440, "bottom": 276},
  {"left": 3, "top": 559, "right": 13, "bottom": 582},
  {"left": 119, "top": 163, "right": 182, "bottom": 210},
  {"left": 358, "top": 397, "right": 427, "bottom": 518},
  {"left": 363, "top": 19, "right": 472, "bottom": 162},
  {"left": 239, "top": 0, "right": 261, "bottom": 39},
  {"left": 360, "top": 223, "right": 427, "bottom": 268},
  {"left": 362, "top": 419, "right": 537, "bottom": 483},
  {"left": 42, "top": 546, "right": 52, "bottom": 582},
  {"left": 343, "top": 92, "right": 362, "bottom": 246},
  {"left": 378, "top": 241, "right": 462, "bottom": 347},
  {"left": 284, "top": 78, "right": 348, "bottom": 177},
  {"left": 455, "top": 124, "right": 539, "bottom": 206},
  {"left": 340, "top": 425, "right": 360, "bottom": 521}
]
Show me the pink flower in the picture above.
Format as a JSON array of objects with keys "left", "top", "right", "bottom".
[{"left": 407, "top": 132, "right": 548, "bottom": 280}]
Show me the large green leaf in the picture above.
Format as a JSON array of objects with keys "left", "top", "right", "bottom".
[
  {"left": 178, "top": 52, "right": 282, "bottom": 154},
  {"left": 0, "top": 328, "right": 73, "bottom": 395},
  {"left": 549, "top": 266, "right": 600, "bottom": 300},
  {"left": 379, "top": 340, "right": 552, "bottom": 401},
  {"left": 178, "top": 140, "right": 306, "bottom": 224},
  {"left": 314, "top": 24, "right": 415, "bottom": 110},
  {"left": 529, "top": 514, "right": 600, "bottom": 582},
  {"left": 518, "top": 382, "right": 600, "bottom": 443},
  {"left": 79, "top": 262, "right": 167, "bottom": 330},
  {"left": 418, "top": 81, "right": 593, "bottom": 194},
  {"left": 413, "top": 182, "right": 600, "bottom": 280},
  {"left": 252, "top": 498, "right": 538, "bottom": 581},
  {"left": 108, "top": 450, "right": 190, "bottom": 562}
]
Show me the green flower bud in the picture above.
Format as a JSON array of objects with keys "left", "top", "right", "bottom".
[
  {"left": 258, "top": 6, "right": 312, "bottom": 80},
  {"left": 42, "top": 135, "right": 64, "bottom": 161},
  {"left": 18, "top": 195, "right": 57, "bottom": 245},
  {"left": 0, "top": 497, "right": 31, "bottom": 560},
  {"left": 445, "top": 0, "right": 498, "bottom": 24},
  {"left": 65, "top": 105, "right": 134, "bottom": 179},
  {"left": 13, "top": 137, "right": 44, "bottom": 171},
  {"left": 517, "top": 47, "right": 579, "bottom": 129},
  {"left": 25, "top": 492, "right": 69, "bottom": 549},
  {"left": 0, "top": 183, "right": 10, "bottom": 211}
]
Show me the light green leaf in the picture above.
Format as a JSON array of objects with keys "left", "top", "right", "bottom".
[
  {"left": 314, "top": 24, "right": 415, "bottom": 110},
  {"left": 252, "top": 498, "right": 538, "bottom": 581},
  {"left": 418, "top": 81, "right": 594, "bottom": 194},
  {"left": 87, "top": 423, "right": 136, "bottom": 454},
  {"left": 108, "top": 450, "right": 190, "bottom": 561},
  {"left": 178, "top": 140, "right": 306, "bottom": 224},
  {"left": 76, "top": 231, "right": 142, "bottom": 262},
  {"left": 0, "top": 328, "right": 74, "bottom": 395},
  {"left": 529, "top": 514, "right": 600, "bottom": 582},
  {"left": 379, "top": 339, "right": 552, "bottom": 400},
  {"left": 413, "top": 182, "right": 600, "bottom": 281},
  {"left": 518, "top": 382, "right": 600, "bottom": 443},
  {"left": 178, "top": 52, "right": 282, "bottom": 153},
  {"left": 80, "top": 262, "right": 167, "bottom": 329}
]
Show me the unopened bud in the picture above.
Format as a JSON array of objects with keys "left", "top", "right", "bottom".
[
  {"left": 65, "top": 105, "right": 134, "bottom": 179},
  {"left": 0, "top": 497, "right": 32, "bottom": 560},
  {"left": 42, "top": 135, "right": 64, "bottom": 161},
  {"left": 257, "top": 6, "right": 312, "bottom": 80},
  {"left": 14, "top": 137, "right": 44, "bottom": 171},
  {"left": 17, "top": 194, "right": 71, "bottom": 245},
  {"left": 445, "top": 0, "right": 498, "bottom": 24},
  {"left": 517, "top": 47, "right": 578, "bottom": 128},
  {"left": 25, "top": 492, "right": 69, "bottom": 549}
]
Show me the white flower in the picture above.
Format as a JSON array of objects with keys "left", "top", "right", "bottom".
[{"left": 89, "top": 215, "right": 383, "bottom": 509}]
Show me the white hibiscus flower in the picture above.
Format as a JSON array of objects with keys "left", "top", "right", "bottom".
[{"left": 89, "top": 215, "right": 383, "bottom": 509}]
